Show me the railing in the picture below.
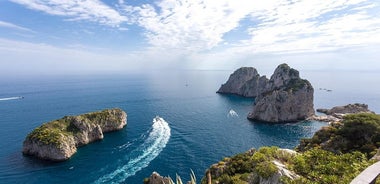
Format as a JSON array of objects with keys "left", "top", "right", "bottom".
[{"left": 351, "top": 161, "right": 380, "bottom": 184}]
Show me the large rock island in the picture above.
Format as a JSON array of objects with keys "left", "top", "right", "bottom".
[
  {"left": 218, "top": 64, "right": 314, "bottom": 123},
  {"left": 22, "top": 108, "right": 127, "bottom": 161},
  {"left": 248, "top": 64, "right": 314, "bottom": 122}
]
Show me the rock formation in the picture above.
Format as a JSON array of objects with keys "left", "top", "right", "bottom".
[
  {"left": 317, "top": 103, "right": 374, "bottom": 117},
  {"left": 247, "top": 64, "right": 314, "bottom": 122},
  {"left": 144, "top": 171, "right": 195, "bottom": 184},
  {"left": 218, "top": 64, "right": 314, "bottom": 122},
  {"left": 22, "top": 108, "right": 127, "bottom": 161},
  {"left": 201, "top": 147, "right": 299, "bottom": 184},
  {"left": 307, "top": 103, "right": 375, "bottom": 123},
  {"left": 217, "top": 67, "right": 267, "bottom": 97},
  {"left": 144, "top": 172, "right": 171, "bottom": 184}
]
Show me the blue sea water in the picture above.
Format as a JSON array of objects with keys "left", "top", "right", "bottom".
[{"left": 0, "top": 70, "right": 379, "bottom": 184}]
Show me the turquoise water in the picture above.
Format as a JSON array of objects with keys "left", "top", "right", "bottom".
[{"left": 0, "top": 70, "right": 378, "bottom": 183}]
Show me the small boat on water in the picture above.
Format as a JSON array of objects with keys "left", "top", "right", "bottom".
[{"left": 154, "top": 116, "right": 161, "bottom": 122}]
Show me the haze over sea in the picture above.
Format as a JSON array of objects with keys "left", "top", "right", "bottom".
[{"left": 0, "top": 69, "right": 379, "bottom": 183}]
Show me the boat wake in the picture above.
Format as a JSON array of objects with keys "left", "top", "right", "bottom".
[
  {"left": 0, "top": 96, "right": 23, "bottom": 101},
  {"left": 94, "top": 116, "right": 171, "bottom": 184}
]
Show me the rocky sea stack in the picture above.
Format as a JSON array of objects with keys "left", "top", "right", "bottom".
[
  {"left": 217, "top": 64, "right": 314, "bottom": 123},
  {"left": 216, "top": 67, "right": 267, "bottom": 97},
  {"left": 248, "top": 64, "right": 314, "bottom": 122},
  {"left": 22, "top": 108, "right": 127, "bottom": 161}
]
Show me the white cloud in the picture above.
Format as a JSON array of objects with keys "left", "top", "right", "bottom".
[
  {"left": 0, "top": 20, "right": 35, "bottom": 32},
  {"left": 7, "top": 0, "right": 380, "bottom": 63},
  {"left": 116, "top": 0, "right": 380, "bottom": 54},
  {"left": 241, "top": 0, "right": 380, "bottom": 53},
  {"left": 11, "top": 0, "right": 127, "bottom": 26},
  {"left": 121, "top": 0, "right": 260, "bottom": 51}
]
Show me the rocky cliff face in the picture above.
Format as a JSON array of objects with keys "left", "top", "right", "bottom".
[
  {"left": 247, "top": 64, "right": 314, "bottom": 122},
  {"left": 248, "top": 84, "right": 314, "bottom": 122},
  {"left": 23, "top": 108, "right": 127, "bottom": 161},
  {"left": 218, "top": 64, "right": 314, "bottom": 123},
  {"left": 217, "top": 67, "right": 265, "bottom": 97}
]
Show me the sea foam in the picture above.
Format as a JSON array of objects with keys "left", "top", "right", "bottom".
[
  {"left": 0, "top": 96, "right": 23, "bottom": 101},
  {"left": 94, "top": 116, "right": 171, "bottom": 184}
]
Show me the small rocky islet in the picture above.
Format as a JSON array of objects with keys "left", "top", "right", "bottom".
[{"left": 22, "top": 108, "right": 127, "bottom": 161}]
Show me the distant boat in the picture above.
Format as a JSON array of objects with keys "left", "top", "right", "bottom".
[{"left": 154, "top": 116, "right": 161, "bottom": 122}]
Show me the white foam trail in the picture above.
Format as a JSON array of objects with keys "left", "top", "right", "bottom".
[
  {"left": 0, "top": 96, "right": 23, "bottom": 101},
  {"left": 227, "top": 109, "right": 239, "bottom": 117},
  {"left": 94, "top": 116, "right": 171, "bottom": 184}
]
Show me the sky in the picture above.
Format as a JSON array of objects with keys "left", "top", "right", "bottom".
[{"left": 1, "top": 0, "right": 380, "bottom": 76}]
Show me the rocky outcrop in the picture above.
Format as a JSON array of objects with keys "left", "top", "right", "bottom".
[
  {"left": 218, "top": 64, "right": 314, "bottom": 122},
  {"left": 22, "top": 108, "right": 127, "bottom": 161},
  {"left": 247, "top": 64, "right": 314, "bottom": 122},
  {"left": 144, "top": 172, "right": 171, "bottom": 184},
  {"left": 307, "top": 115, "right": 340, "bottom": 123},
  {"left": 307, "top": 104, "right": 375, "bottom": 123},
  {"left": 144, "top": 171, "right": 195, "bottom": 184},
  {"left": 201, "top": 147, "right": 299, "bottom": 184},
  {"left": 317, "top": 103, "right": 374, "bottom": 117},
  {"left": 217, "top": 67, "right": 267, "bottom": 97}
]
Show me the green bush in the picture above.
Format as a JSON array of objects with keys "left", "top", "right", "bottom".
[
  {"left": 297, "top": 113, "right": 380, "bottom": 157},
  {"left": 255, "top": 161, "right": 278, "bottom": 179},
  {"left": 287, "top": 148, "right": 373, "bottom": 184}
]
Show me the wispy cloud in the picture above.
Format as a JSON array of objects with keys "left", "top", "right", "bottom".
[
  {"left": 0, "top": 20, "right": 35, "bottom": 32},
  {"left": 8, "top": 0, "right": 380, "bottom": 55},
  {"left": 241, "top": 0, "right": 380, "bottom": 53},
  {"left": 120, "top": 0, "right": 380, "bottom": 53},
  {"left": 121, "top": 0, "right": 256, "bottom": 51},
  {"left": 10, "top": 0, "right": 127, "bottom": 26}
]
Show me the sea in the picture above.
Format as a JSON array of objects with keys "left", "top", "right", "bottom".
[{"left": 0, "top": 70, "right": 379, "bottom": 184}]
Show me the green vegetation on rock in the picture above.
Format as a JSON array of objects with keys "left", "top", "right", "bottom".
[
  {"left": 297, "top": 113, "right": 380, "bottom": 157},
  {"left": 199, "top": 114, "right": 380, "bottom": 184},
  {"left": 80, "top": 108, "right": 125, "bottom": 127},
  {"left": 27, "top": 116, "right": 76, "bottom": 146},
  {"left": 202, "top": 147, "right": 298, "bottom": 184},
  {"left": 286, "top": 79, "right": 310, "bottom": 92},
  {"left": 201, "top": 146, "right": 374, "bottom": 184},
  {"left": 26, "top": 108, "right": 124, "bottom": 146}
]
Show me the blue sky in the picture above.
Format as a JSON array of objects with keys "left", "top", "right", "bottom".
[{"left": 1, "top": 0, "right": 380, "bottom": 75}]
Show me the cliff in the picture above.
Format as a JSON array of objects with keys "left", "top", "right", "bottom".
[
  {"left": 248, "top": 64, "right": 314, "bottom": 122},
  {"left": 217, "top": 64, "right": 314, "bottom": 122},
  {"left": 217, "top": 67, "right": 266, "bottom": 97},
  {"left": 22, "top": 108, "right": 127, "bottom": 161}
]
